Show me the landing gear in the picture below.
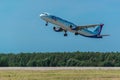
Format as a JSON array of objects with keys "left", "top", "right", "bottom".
[
  {"left": 64, "top": 30, "right": 67, "bottom": 36},
  {"left": 75, "top": 32, "right": 79, "bottom": 35},
  {"left": 53, "top": 27, "right": 56, "bottom": 30},
  {"left": 64, "top": 33, "right": 67, "bottom": 36},
  {"left": 45, "top": 22, "right": 48, "bottom": 26}
]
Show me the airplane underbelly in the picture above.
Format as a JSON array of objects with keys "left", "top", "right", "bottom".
[
  {"left": 69, "top": 29, "right": 94, "bottom": 36},
  {"left": 45, "top": 19, "right": 94, "bottom": 36},
  {"left": 45, "top": 18, "right": 76, "bottom": 31},
  {"left": 50, "top": 20, "right": 69, "bottom": 30},
  {"left": 78, "top": 30, "right": 94, "bottom": 36}
]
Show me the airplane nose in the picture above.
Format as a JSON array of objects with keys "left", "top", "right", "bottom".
[
  {"left": 40, "top": 14, "right": 43, "bottom": 17},
  {"left": 40, "top": 13, "right": 49, "bottom": 19},
  {"left": 40, "top": 14, "right": 45, "bottom": 19}
]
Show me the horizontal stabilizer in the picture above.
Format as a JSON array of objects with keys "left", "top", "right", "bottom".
[{"left": 100, "top": 34, "right": 110, "bottom": 36}]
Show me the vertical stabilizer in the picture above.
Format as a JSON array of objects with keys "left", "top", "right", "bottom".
[{"left": 94, "top": 24, "right": 104, "bottom": 35}]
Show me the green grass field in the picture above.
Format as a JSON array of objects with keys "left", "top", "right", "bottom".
[{"left": 0, "top": 69, "right": 120, "bottom": 80}]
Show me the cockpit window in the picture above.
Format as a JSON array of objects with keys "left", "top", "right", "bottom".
[
  {"left": 44, "top": 13, "right": 48, "bottom": 15},
  {"left": 42, "top": 12, "right": 49, "bottom": 15}
]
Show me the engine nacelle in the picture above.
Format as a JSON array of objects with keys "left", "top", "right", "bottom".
[{"left": 53, "top": 27, "right": 63, "bottom": 32}]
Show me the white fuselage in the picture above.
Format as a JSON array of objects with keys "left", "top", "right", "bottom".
[{"left": 40, "top": 13, "right": 101, "bottom": 38}]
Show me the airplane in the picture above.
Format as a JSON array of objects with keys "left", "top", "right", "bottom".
[{"left": 40, "top": 12, "right": 109, "bottom": 38}]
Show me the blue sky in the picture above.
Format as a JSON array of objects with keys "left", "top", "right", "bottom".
[{"left": 0, "top": 0, "right": 120, "bottom": 53}]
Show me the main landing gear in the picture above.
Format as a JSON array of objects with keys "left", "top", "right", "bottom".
[
  {"left": 64, "top": 30, "right": 67, "bottom": 36},
  {"left": 75, "top": 32, "right": 79, "bottom": 35}
]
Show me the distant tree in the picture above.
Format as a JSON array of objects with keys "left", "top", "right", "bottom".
[
  {"left": 0, "top": 52, "right": 120, "bottom": 67},
  {"left": 0, "top": 54, "right": 8, "bottom": 66},
  {"left": 66, "top": 58, "right": 80, "bottom": 66},
  {"left": 102, "top": 61, "right": 114, "bottom": 67}
]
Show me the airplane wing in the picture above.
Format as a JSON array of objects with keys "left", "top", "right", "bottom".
[{"left": 75, "top": 24, "right": 101, "bottom": 30}]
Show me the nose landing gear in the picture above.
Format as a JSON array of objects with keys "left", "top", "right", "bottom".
[{"left": 45, "top": 22, "right": 48, "bottom": 26}]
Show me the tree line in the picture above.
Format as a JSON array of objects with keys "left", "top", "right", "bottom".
[{"left": 0, "top": 52, "right": 120, "bottom": 67}]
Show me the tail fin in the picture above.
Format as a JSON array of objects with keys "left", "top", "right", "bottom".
[{"left": 94, "top": 24, "right": 104, "bottom": 35}]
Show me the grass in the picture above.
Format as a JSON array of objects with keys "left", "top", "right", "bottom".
[{"left": 0, "top": 69, "right": 120, "bottom": 80}]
